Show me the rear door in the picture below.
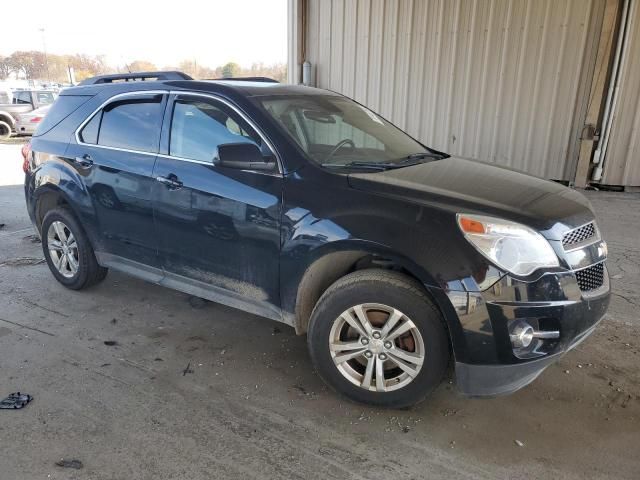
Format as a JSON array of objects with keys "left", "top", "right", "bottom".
[
  {"left": 65, "top": 91, "right": 167, "bottom": 267},
  {"left": 151, "top": 93, "right": 283, "bottom": 318}
]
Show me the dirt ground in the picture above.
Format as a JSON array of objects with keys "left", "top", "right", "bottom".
[{"left": 1, "top": 143, "right": 639, "bottom": 479}]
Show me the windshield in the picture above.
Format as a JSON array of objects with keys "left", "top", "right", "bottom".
[{"left": 257, "top": 94, "right": 430, "bottom": 166}]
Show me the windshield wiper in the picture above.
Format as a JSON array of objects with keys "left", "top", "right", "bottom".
[
  {"left": 400, "top": 152, "right": 446, "bottom": 162},
  {"left": 320, "top": 161, "right": 398, "bottom": 171},
  {"left": 321, "top": 154, "right": 445, "bottom": 171}
]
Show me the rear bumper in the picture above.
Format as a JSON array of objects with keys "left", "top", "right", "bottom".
[{"left": 16, "top": 123, "right": 37, "bottom": 135}]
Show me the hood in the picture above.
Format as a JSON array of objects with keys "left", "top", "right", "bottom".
[{"left": 347, "top": 157, "right": 594, "bottom": 240}]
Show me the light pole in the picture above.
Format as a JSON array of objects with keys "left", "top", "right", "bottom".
[{"left": 39, "top": 27, "right": 51, "bottom": 84}]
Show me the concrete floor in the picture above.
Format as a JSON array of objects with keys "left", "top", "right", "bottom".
[{"left": 1, "top": 143, "right": 639, "bottom": 479}]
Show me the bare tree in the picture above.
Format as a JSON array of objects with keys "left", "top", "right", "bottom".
[
  {"left": 0, "top": 56, "right": 12, "bottom": 79},
  {"left": 128, "top": 60, "right": 158, "bottom": 72},
  {"left": 1, "top": 49, "right": 287, "bottom": 85},
  {"left": 8, "top": 51, "right": 48, "bottom": 79}
]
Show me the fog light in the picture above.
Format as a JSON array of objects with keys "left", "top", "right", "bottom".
[
  {"left": 510, "top": 324, "right": 535, "bottom": 349},
  {"left": 508, "top": 319, "right": 560, "bottom": 358}
]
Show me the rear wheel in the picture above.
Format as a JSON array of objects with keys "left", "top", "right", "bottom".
[
  {"left": 41, "top": 208, "right": 108, "bottom": 290},
  {"left": 307, "top": 269, "right": 449, "bottom": 408},
  {"left": 0, "top": 121, "right": 11, "bottom": 141}
]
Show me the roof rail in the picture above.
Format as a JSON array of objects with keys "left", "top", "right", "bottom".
[
  {"left": 79, "top": 71, "right": 193, "bottom": 86},
  {"left": 211, "top": 77, "right": 279, "bottom": 83}
]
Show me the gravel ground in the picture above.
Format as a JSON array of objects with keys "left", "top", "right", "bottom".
[{"left": 0, "top": 142, "right": 639, "bottom": 479}]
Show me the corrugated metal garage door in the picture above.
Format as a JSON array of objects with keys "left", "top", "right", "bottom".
[
  {"left": 602, "top": 0, "right": 640, "bottom": 186},
  {"left": 304, "top": 0, "right": 605, "bottom": 180}
]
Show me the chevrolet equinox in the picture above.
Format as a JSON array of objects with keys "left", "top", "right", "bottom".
[{"left": 23, "top": 71, "right": 610, "bottom": 407}]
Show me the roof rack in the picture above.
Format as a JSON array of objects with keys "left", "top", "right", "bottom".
[
  {"left": 211, "top": 77, "right": 279, "bottom": 83},
  {"left": 79, "top": 71, "right": 193, "bottom": 86}
]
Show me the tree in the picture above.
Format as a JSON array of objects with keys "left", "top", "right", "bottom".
[
  {"left": 0, "top": 49, "right": 288, "bottom": 85},
  {"left": 0, "top": 56, "right": 12, "bottom": 79},
  {"left": 67, "top": 54, "right": 108, "bottom": 75},
  {"left": 127, "top": 60, "right": 157, "bottom": 72},
  {"left": 221, "top": 62, "right": 240, "bottom": 78},
  {"left": 246, "top": 62, "right": 287, "bottom": 82},
  {"left": 8, "top": 51, "right": 48, "bottom": 79},
  {"left": 177, "top": 60, "right": 198, "bottom": 78},
  {"left": 196, "top": 65, "right": 217, "bottom": 79}
]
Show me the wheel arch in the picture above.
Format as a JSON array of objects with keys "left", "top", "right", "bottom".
[
  {"left": 30, "top": 155, "right": 99, "bottom": 232},
  {"left": 33, "top": 186, "right": 73, "bottom": 232},
  {"left": 32, "top": 184, "right": 93, "bottom": 245},
  {"left": 0, "top": 111, "right": 15, "bottom": 128},
  {"left": 292, "top": 241, "right": 456, "bottom": 339}
]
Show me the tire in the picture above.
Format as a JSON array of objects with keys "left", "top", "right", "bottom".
[
  {"left": 41, "top": 208, "right": 108, "bottom": 290},
  {"left": 307, "top": 269, "right": 449, "bottom": 408},
  {"left": 0, "top": 121, "right": 11, "bottom": 141}
]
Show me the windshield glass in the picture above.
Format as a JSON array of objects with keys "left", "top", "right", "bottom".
[{"left": 257, "top": 94, "right": 428, "bottom": 166}]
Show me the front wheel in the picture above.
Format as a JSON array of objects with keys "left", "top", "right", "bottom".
[{"left": 307, "top": 269, "right": 449, "bottom": 408}]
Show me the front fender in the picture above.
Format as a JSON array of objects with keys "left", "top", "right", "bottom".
[
  {"left": 278, "top": 173, "right": 508, "bottom": 365},
  {"left": 280, "top": 233, "right": 473, "bottom": 362}
]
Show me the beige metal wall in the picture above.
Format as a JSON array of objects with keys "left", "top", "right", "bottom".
[
  {"left": 602, "top": 0, "right": 640, "bottom": 186},
  {"left": 304, "top": 0, "right": 605, "bottom": 180}
]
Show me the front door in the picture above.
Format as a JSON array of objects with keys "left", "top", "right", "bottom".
[{"left": 151, "top": 94, "right": 282, "bottom": 319}]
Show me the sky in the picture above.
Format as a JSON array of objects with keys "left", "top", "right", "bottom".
[{"left": 1, "top": 0, "right": 288, "bottom": 68}]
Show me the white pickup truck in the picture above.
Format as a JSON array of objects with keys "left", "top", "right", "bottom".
[{"left": 0, "top": 89, "right": 57, "bottom": 140}]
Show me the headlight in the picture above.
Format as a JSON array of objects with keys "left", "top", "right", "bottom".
[{"left": 457, "top": 214, "right": 559, "bottom": 276}]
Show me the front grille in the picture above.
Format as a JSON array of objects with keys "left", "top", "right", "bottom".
[
  {"left": 562, "top": 222, "right": 596, "bottom": 249},
  {"left": 575, "top": 262, "right": 605, "bottom": 292}
]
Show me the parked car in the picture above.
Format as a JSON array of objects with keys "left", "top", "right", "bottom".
[
  {"left": 16, "top": 105, "right": 51, "bottom": 135},
  {"left": 0, "top": 89, "right": 57, "bottom": 140},
  {"left": 23, "top": 71, "right": 610, "bottom": 408}
]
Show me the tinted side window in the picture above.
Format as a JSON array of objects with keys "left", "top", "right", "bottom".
[
  {"left": 169, "top": 98, "right": 262, "bottom": 162},
  {"left": 97, "top": 95, "right": 163, "bottom": 153},
  {"left": 36, "top": 94, "right": 93, "bottom": 137},
  {"left": 79, "top": 112, "right": 101, "bottom": 144}
]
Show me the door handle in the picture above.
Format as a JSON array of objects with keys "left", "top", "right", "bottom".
[
  {"left": 156, "top": 175, "right": 183, "bottom": 190},
  {"left": 74, "top": 154, "right": 93, "bottom": 168}
]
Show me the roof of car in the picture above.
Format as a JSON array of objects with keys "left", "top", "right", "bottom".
[
  {"left": 63, "top": 72, "right": 334, "bottom": 99},
  {"left": 171, "top": 80, "right": 334, "bottom": 97}
]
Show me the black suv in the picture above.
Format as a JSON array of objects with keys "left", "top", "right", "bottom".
[{"left": 23, "top": 71, "right": 610, "bottom": 407}]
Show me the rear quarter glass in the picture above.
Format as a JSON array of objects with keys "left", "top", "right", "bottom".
[{"left": 33, "top": 95, "right": 94, "bottom": 137}]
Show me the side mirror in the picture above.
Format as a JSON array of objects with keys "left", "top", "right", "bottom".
[{"left": 214, "top": 143, "right": 276, "bottom": 171}]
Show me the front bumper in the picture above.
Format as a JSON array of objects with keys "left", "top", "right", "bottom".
[
  {"left": 456, "top": 315, "right": 603, "bottom": 396},
  {"left": 444, "top": 265, "right": 610, "bottom": 396}
]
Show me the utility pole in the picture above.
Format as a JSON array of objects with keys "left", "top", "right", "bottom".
[{"left": 39, "top": 27, "right": 51, "bottom": 84}]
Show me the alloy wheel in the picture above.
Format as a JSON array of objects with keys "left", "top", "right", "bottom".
[
  {"left": 47, "top": 220, "right": 79, "bottom": 278},
  {"left": 329, "top": 303, "right": 425, "bottom": 392}
]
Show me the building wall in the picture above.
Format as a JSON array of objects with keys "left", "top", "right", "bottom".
[
  {"left": 303, "top": 0, "right": 606, "bottom": 180},
  {"left": 602, "top": 0, "right": 640, "bottom": 186}
]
